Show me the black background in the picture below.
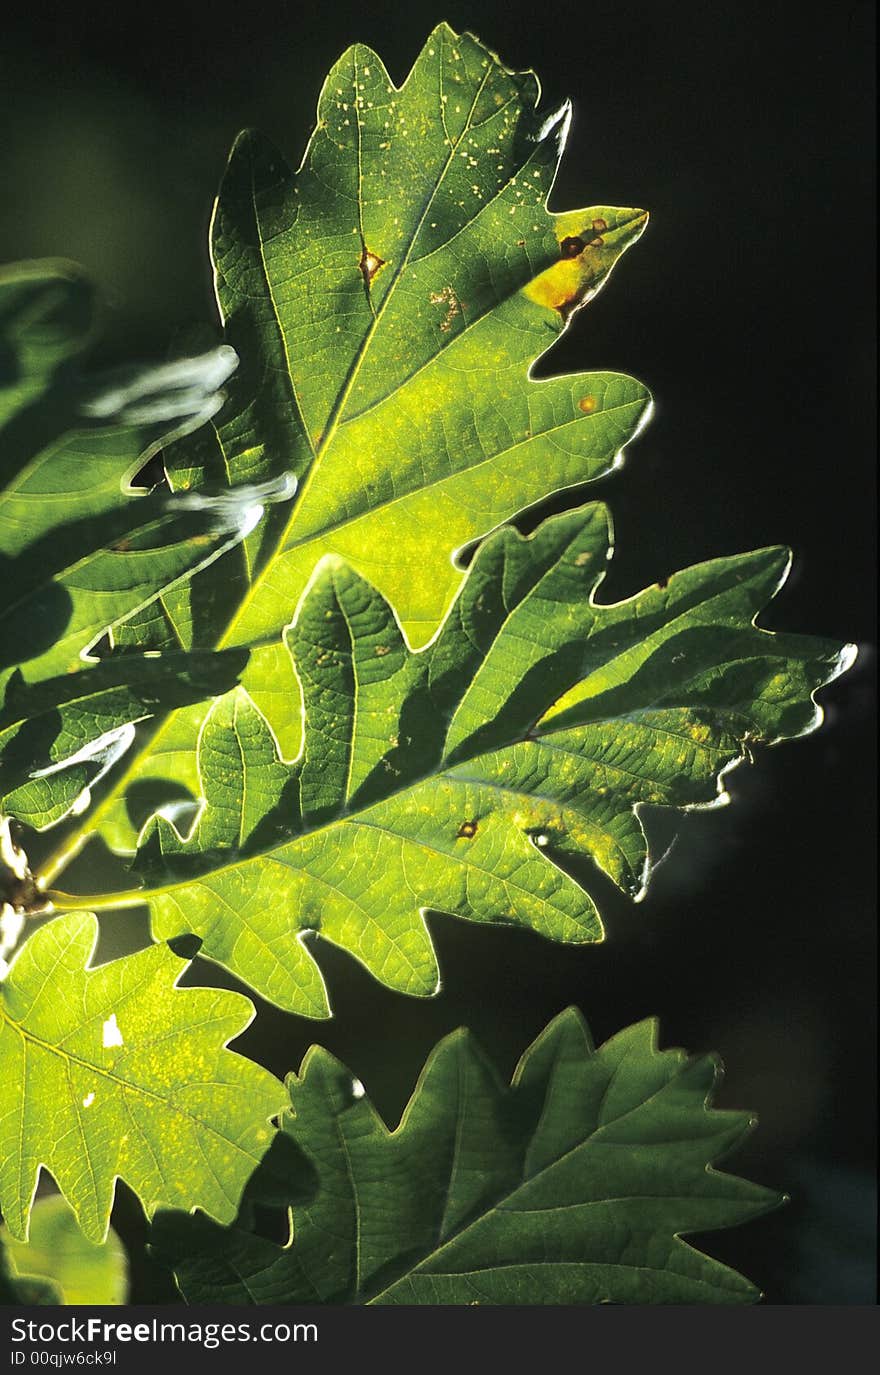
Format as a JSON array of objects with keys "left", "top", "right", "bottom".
[{"left": 1, "top": 0, "right": 875, "bottom": 1304}]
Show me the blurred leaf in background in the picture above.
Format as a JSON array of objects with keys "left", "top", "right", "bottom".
[{"left": 1, "top": 1195, "right": 128, "bottom": 1305}]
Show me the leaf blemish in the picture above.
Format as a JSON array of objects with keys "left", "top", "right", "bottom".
[
  {"left": 560, "top": 235, "right": 585, "bottom": 259},
  {"left": 578, "top": 396, "right": 597, "bottom": 414},
  {"left": 430, "top": 285, "right": 461, "bottom": 332},
  {"left": 456, "top": 819, "right": 478, "bottom": 839},
  {"left": 359, "top": 246, "right": 386, "bottom": 285}
]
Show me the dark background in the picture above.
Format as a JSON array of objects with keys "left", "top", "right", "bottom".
[{"left": 2, "top": 0, "right": 875, "bottom": 1304}]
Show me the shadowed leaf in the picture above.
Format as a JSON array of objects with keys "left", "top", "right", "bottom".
[
  {"left": 152, "top": 1009, "right": 781, "bottom": 1305},
  {"left": 0, "top": 263, "right": 282, "bottom": 830}
]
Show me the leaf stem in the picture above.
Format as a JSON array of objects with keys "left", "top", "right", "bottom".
[{"left": 45, "top": 888, "right": 147, "bottom": 912}]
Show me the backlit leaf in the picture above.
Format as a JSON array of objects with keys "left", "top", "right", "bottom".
[
  {"left": 49, "top": 504, "right": 850, "bottom": 1015},
  {"left": 0, "top": 912, "right": 284, "bottom": 1243},
  {"left": 74, "top": 23, "right": 651, "bottom": 854}
]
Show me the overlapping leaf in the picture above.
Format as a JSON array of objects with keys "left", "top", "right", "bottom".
[
  {"left": 57, "top": 22, "right": 652, "bottom": 859},
  {"left": 0, "top": 263, "right": 284, "bottom": 829},
  {"left": 152, "top": 1008, "right": 781, "bottom": 1305},
  {"left": 0, "top": 652, "right": 247, "bottom": 831},
  {"left": 0, "top": 263, "right": 242, "bottom": 680},
  {"left": 50, "top": 503, "right": 850, "bottom": 1015},
  {"left": 0, "top": 912, "right": 284, "bottom": 1243}
]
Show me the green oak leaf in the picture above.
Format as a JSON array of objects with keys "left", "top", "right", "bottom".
[
  {"left": 70, "top": 22, "right": 651, "bottom": 857},
  {"left": 0, "top": 262, "right": 288, "bottom": 831},
  {"left": 0, "top": 912, "right": 285, "bottom": 1243},
  {"left": 49, "top": 504, "right": 851, "bottom": 1016},
  {"left": 1, "top": 1194, "right": 128, "bottom": 1305},
  {"left": 151, "top": 1008, "right": 781, "bottom": 1305}
]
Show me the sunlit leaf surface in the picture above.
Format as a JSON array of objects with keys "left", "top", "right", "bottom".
[
  {"left": 0, "top": 913, "right": 284, "bottom": 1242},
  {"left": 75, "top": 23, "right": 651, "bottom": 853},
  {"left": 52, "top": 505, "right": 849, "bottom": 1015}
]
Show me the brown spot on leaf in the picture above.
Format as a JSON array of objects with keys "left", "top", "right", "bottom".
[
  {"left": 359, "top": 246, "right": 385, "bottom": 285},
  {"left": 374, "top": 644, "right": 390, "bottom": 657},
  {"left": 456, "top": 819, "right": 478, "bottom": 839},
  {"left": 560, "top": 235, "right": 585, "bottom": 259},
  {"left": 589, "top": 236, "right": 605, "bottom": 248},
  {"left": 574, "top": 551, "right": 592, "bottom": 566},
  {"left": 592, "top": 217, "right": 608, "bottom": 232},
  {"left": 578, "top": 395, "right": 597, "bottom": 414}
]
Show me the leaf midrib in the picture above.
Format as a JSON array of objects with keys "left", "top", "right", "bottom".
[
  {"left": 50, "top": 629, "right": 783, "bottom": 914},
  {"left": 34, "top": 54, "right": 644, "bottom": 889},
  {"left": 1, "top": 947, "right": 265, "bottom": 1160},
  {"left": 348, "top": 1056, "right": 729, "bottom": 1303}
]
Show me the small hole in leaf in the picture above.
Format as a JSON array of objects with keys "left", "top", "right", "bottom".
[{"left": 130, "top": 451, "right": 168, "bottom": 492}]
